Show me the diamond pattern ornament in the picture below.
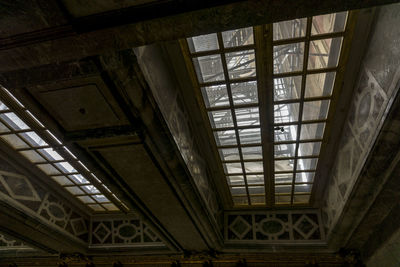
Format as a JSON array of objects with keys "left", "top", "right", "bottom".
[
  {"left": 93, "top": 223, "right": 111, "bottom": 244},
  {"left": 229, "top": 216, "right": 252, "bottom": 239},
  {"left": 0, "top": 172, "right": 40, "bottom": 201},
  {"left": 293, "top": 214, "right": 318, "bottom": 239}
]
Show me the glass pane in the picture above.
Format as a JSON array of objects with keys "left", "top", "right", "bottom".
[
  {"left": 298, "top": 142, "right": 321, "bottom": 156},
  {"left": 19, "top": 132, "right": 48, "bottom": 147},
  {"left": 188, "top": 33, "right": 219, "bottom": 53},
  {"left": 20, "top": 150, "right": 45, "bottom": 163},
  {"left": 273, "top": 18, "right": 307, "bottom": 40},
  {"left": 37, "top": 163, "right": 60, "bottom": 175},
  {"left": 275, "top": 184, "right": 292, "bottom": 194},
  {"left": 243, "top": 161, "right": 263, "bottom": 173},
  {"left": 274, "top": 125, "right": 298, "bottom": 142},
  {"left": 275, "top": 173, "right": 293, "bottom": 184},
  {"left": 275, "top": 195, "right": 291, "bottom": 204},
  {"left": 308, "top": 38, "right": 343, "bottom": 69},
  {"left": 247, "top": 174, "right": 264, "bottom": 185},
  {"left": 225, "top": 50, "right": 256, "bottom": 79},
  {"left": 248, "top": 186, "right": 265, "bottom": 195},
  {"left": 250, "top": 195, "right": 265, "bottom": 205},
  {"left": 230, "top": 186, "right": 246, "bottom": 196},
  {"left": 302, "top": 100, "right": 330, "bottom": 121},
  {"left": 222, "top": 27, "right": 254, "bottom": 47},
  {"left": 234, "top": 107, "right": 260, "bottom": 126},
  {"left": 305, "top": 72, "right": 336, "bottom": 98},
  {"left": 293, "top": 194, "right": 310, "bottom": 203},
  {"left": 54, "top": 162, "right": 76, "bottom": 174},
  {"left": 227, "top": 175, "right": 245, "bottom": 186},
  {"left": 88, "top": 204, "right": 105, "bottom": 211},
  {"left": 103, "top": 203, "right": 119, "bottom": 211},
  {"left": 274, "top": 143, "right": 296, "bottom": 158},
  {"left": 241, "top": 146, "right": 262, "bottom": 160},
  {"left": 294, "top": 184, "right": 312, "bottom": 193},
  {"left": 274, "top": 76, "right": 302, "bottom": 101},
  {"left": 297, "top": 158, "right": 318, "bottom": 170},
  {"left": 231, "top": 81, "right": 258, "bottom": 105},
  {"left": 52, "top": 175, "right": 73, "bottom": 186},
  {"left": 274, "top": 42, "right": 304, "bottom": 74},
  {"left": 224, "top": 162, "right": 242, "bottom": 174},
  {"left": 81, "top": 185, "right": 100, "bottom": 194},
  {"left": 295, "top": 172, "right": 315, "bottom": 183},
  {"left": 193, "top": 55, "right": 224, "bottom": 83},
  {"left": 0, "top": 121, "right": 10, "bottom": 133},
  {"left": 68, "top": 174, "right": 89, "bottom": 184},
  {"left": 77, "top": 195, "right": 95, "bottom": 204},
  {"left": 0, "top": 101, "right": 8, "bottom": 111},
  {"left": 38, "top": 148, "right": 64, "bottom": 161},
  {"left": 208, "top": 110, "right": 234, "bottom": 129},
  {"left": 238, "top": 128, "right": 261, "bottom": 144},
  {"left": 219, "top": 148, "right": 240, "bottom": 161},
  {"left": 92, "top": 194, "right": 109, "bottom": 203},
  {"left": 300, "top": 123, "right": 325, "bottom": 140},
  {"left": 214, "top": 130, "right": 237, "bottom": 146},
  {"left": 65, "top": 186, "right": 84, "bottom": 195},
  {"left": 201, "top": 84, "right": 230, "bottom": 108},
  {"left": 274, "top": 103, "right": 300, "bottom": 123},
  {"left": 275, "top": 159, "right": 294, "bottom": 172},
  {"left": 311, "top": 12, "right": 347, "bottom": 35},
  {"left": 233, "top": 196, "right": 248, "bottom": 205},
  {"left": 0, "top": 134, "right": 29, "bottom": 149},
  {"left": 0, "top": 112, "right": 29, "bottom": 130}
]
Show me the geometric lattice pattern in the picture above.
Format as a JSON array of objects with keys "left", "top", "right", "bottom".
[
  {"left": 90, "top": 217, "right": 165, "bottom": 248},
  {"left": 225, "top": 209, "right": 324, "bottom": 243},
  {"left": 0, "top": 234, "right": 32, "bottom": 249}
]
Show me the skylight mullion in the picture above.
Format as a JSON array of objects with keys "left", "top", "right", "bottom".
[{"left": 217, "top": 32, "right": 251, "bottom": 205}]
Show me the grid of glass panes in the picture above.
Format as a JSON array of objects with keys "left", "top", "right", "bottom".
[
  {"left": 272, "top": 12, "right": 347, "bottom": 205},
  {"left": 187, "top": 28, "right": 265, "bottom": 206},
  {"left": 0, "top": 88, "right": 124, "bottom": 212}
]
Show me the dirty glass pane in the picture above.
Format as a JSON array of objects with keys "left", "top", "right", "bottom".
[
  {"left": 231, "top": 81, "right": 258, "bottom": 105},
  {"left": 311, "top": 12, "right": 347, "bottom": 35},
  {"left": 275, "top": 173, "right": 293, "bottom": 184},
  {"left": 293, "top": 194, "right": 310, "bottom": 203},
  {"left": 233, "top": 196, "right": 248, "bottom": 205},
  {"left": 88, "top": 204, "right": 105, "bottom": 211},
  {"left": 214, "top": 130, "right": 237, "bottom": 146},
  {"left": 77, "top": 196, "right": 95, "bottom": 204},
  {"left": 103, "top": 203, "right": 119, "bottom": 211},
  {"left": 38, "top": 148, "right": 64, "bottom": 161},
  {"left": 250, "top": 195, "right": 265, "bottom": 205},
  {"left": 37, "top": 163, "right": 61, "bottom": 175},
  {"left": 201, "top": 84, "right": 230, "bottom": 108},
  {"left": 275, "top": 159, "right": 295, "bottom": 172},
  {"left": 298, "top": 142, "right": 321, "bottom": 156},
  {"left": 54, "top": 162, "right": 77, "bottom": 174},
  {"left": 52, "top": 175, "right": 73, "bottom": 186},
  {"left": 219, "top": 147, "right": 240, "bottom": 161},
  {"left": 208, "top": 110, "right": 234, "bottom": 129},
  {"left": 0, "top": 121, "right": 10, "bottom": 133},
  {"left": 295, "top": 172, "right": 315, "bottom": 183},
  {"left": 222, "top": 27, "right": 254, "bottom": 47},
  {"left": 274, "top": 103, "right": 300, "bottom": 123},
  {"left": 230, "top": 187, "right": 247, "bottom": 196},
  {"left": 302, "top": 100, "right": 330, "bottom": 121},
  {"left": 300, "top": 123, "right": 325, "bottom": 140},
  {"left": 19, "top": 131, "right": 48, "bottom": 147},
  {"left": 297, "top": 158, "right": 318, "bottom": 170},
  {"left": 275, "top": 195, "right": 291, "bottom": 204},
  {"left": 0, "top": 101, "right": 8, "bottom": 111},
  {"left": 273, "top": 18, "right": 307, "bottom": 40},
  {"left": 235, "top": 107, "right": 260, "bottom": 126},
  {"left": 243, "top": 161, "right": 263, "bottom": 173},
  {"left": 0, "top": 134, "right": 29, "bottom": 149},
  {"left": 274, "top": 143, "right": 296, "bottom": 158},
  {"left": 92, "top": 194, "right": 109, "bottom": 203},
  {"left": 193, "top": 55, "right": 225, "bottom": 83},
  {"left": 227, "top": 175, "right": 245, "bottom": 186},
  {"left": 294, "top": 184, "right": 312, "bottom": 193},
  {"left": 68, "top": 174, "right": 89, "bottom": 185},
  {"left": 82, "top": 185, "right": 100, "bottom": 194},
  {"left": 238, "top": 128, "right": 261, "bottom": 144},
  {"left": 274, "top": 124, "right": 298, "bottom": 142},
  {"left": 275, "top": 184, "right": 292, "bottom": 194},
  {"left": 65, "top": 186, "right": 84, "bottom": 195},
  {"left": 247, "top": 174, "right": 264, "bottom": 185},
  {"left": 188, "top": 33, "right": 219, "bottom": 53},
  {"left": 241, "top": 146, "right": 262, "bottom": 160},
  {"left": 305, "top": 72, "right": 336, "bottom": 98},
  {"left": 274, "top": 76, "right": 302, "bottom": 101},
  {"left": 224, "top": 162, "right": 243, "bottom": 174},
  {"left": 20, "top": 150, "right": 45, "bottom": 163},
  {"left": 225, "top": 50, "right": 256, "bottom": 79},
  {"left": 273, "top": 42, "right": 304, "bottom": 74},
  {"left": 308, "top": 38, "right": 343, "bottom": 70},
  {"left": 248, "top": 186, "right": 265, "bottom": 195},
  {"left": 0, "top": 112, "right": 29, "bottom": 130}
]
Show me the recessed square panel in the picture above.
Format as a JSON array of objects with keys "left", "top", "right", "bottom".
[
  {"left": 88, "top": 204, "right": 105, "bottom": 211},
  {"left": 273, "top": 18, "right": 307, "bottom": 40},
  {"left": 308, "top": 38, "right": 343, "bottom": 69},
  {"left": 222, "top": 27, "right": 254, "bottom": 47},
  {"left": 274, "top": 76, "right": 302, "bottom": 101},
  {"left": 225, "top": 50, "right": 256, "bottom": 79},
  {"left": 273, "top": 42, "right": 304, "bottom": 74},
  {"left": 52, "top": 175, "right": 73, "bottom": 186},
  {"left": 201, "top": 84, "right": 230, "bottom": 108},
  {"left": 231, "top": 81, "right": 258, "bottom": 106},
  {"left": 274, "top": 103, "right": 300, "bottom": 123},
  {"left": 193, "top": 54, "right": 225, "bottom": 83},
  {"left": 208, "top": 110, "right": 234, "bottom": 129},
  {"left": 302, "top": 100, "right": 330, "bottom": 121},
  {"left": 188, "top": 33, "right": 219, "bottom": 53},
  {"left": 77, "top": 195, "right": 95, "bottom": 204}
]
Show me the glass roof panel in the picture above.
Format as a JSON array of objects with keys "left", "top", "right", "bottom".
[
  {"left": 224, "top": 162, "right": 243, "bottom": 174},
  {"left": 308, "top": 38, "right": 343, "bottom": 70},
  {"left": 247, "top": 174, "right": 264, "bottom": 185},
  {"left": 274, "top": 125, "right": 298, "bottom": 142},
  {"left": 201, "top": 84, "right": 230, "bottom": 108},
  {"left": 295, "top": 172, "right": 315, "bottom": 183},
  {"left": 274, "top": 143, "right": 296, "bottom": 158},
  {"left": 298, "top": 142, "right": 322, "bottom": 156},
  {"left": 231, "top": 81, "right": 258, "bottom": 106},
  {"left": 225, "top": 50, "right": 256, "bottom": 79},
  {"left": 1, "top": 134, "right": 29, "bottom": 149},
  {"left": 188, "top": 33, "right": 219, "bottom": 53},
  {"left": 305, "top": 72, "right": 336, "bottom": 98},
  {"left": 19, "top": 132, "right": 48, "bottom": 147},
  {"left": 274, "top": 76, "right": 302, "bottom": 101},
  {"left": 241, "top": 146, "right": 263, "bottom": 160},
  {"left": 273, "top": 42, "right": 304, "bottom": 74},
  {"left": 300, "top": 123, "right": 325, "bottom": 140},
  {"left": 238, "top": 128, "right": 261, "bottom": 144},
  {"left": 274, "top": 103, "right": 300, "bottom": 124},
  {"left": 311, "top": 12, "right": 347, "bottom": 35},
  {"left": 227, "top": 175, "right": 245, "bottom": 186},
  {"left": 38, "top": 148, "right": 64, "bottom": 161},
  {"left": 0, "top": 112, "right": 29, "bottom": 130},
  {"left": 243, "top": 161, "right": 263, "bottom": 173},
  {"left": 208, "top": 110, "right": 234, "bottom": 129},
  {"left": 193, "top": 55, "right": 225, "bottom": 83},
  {"left": 273, "top": 18, "right": 307, "bottom": 40},
  {"left": 275, "top": 173, "right": 293, "bottom": 184},
  {"left": 20, "top": 150, "right": 45, "bottom": 163},
  {"left": 234, "top": 107, "right": 260, "bottom": 126},
  {"left": 222, "top": 27, "right": 254, "bottom": 47},
  {"left": 219, "top": 147, "right": 240, "bottom": 161},
  {"left": 297, "top": 158, "right": 318, "bottom": 170},
  {"left": 214, "top": 130, "right": 237, "bottom": 146},
  {"left": 302, "top": 100, "right": 330, "bottom": 121},
  {"left": 275, "top": 159, "right": 295, "bottom": 172}
]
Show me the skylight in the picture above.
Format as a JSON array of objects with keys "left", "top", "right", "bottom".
[
  {"left": 185, "top": 12, "right": 348, "bottom": 207},
  {"left": 0, "top": 87, "right": 126, "bottom": 212}
]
